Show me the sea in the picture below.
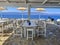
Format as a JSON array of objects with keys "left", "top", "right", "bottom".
[{"left": 0, "top": 12, "right": 60, "bottom": 20}]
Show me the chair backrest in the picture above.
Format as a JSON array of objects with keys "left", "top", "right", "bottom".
[
  {"left": 15, "top": 27, "right": 22, "bottom": 34},
  {"left": 38, "top": 20, "right": 46, "bottom": 28},
  {"left": 30, "top": 19, "right": 39, "bottom": 24},
  {"left": 37, "top": 20, "right": 46, "bottom": 37}
]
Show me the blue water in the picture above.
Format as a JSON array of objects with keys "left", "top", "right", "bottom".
[
  {"left": 0, "top": 12, "right": 60, "bottom": 20},
  {"left": 0, "top": 7, "right": 60, "bottom": 20}
]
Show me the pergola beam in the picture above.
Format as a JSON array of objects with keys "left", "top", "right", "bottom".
[
  {"left": 0, "top": 2, "right": 59, "bottom": 7},
  {"left": 42, "top": 0, "right": 48, "bottom": 5},
  {"left": 6, "top": 0, "right": 10, "bottom": 3},
  {"left": 25, "top": 0, "right": 28, "bottom": 4}
]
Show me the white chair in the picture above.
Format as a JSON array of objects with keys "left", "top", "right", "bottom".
[
  {"left": 37, "top": 20, "right": 46, "bottom": 37},
  {"left": 13, "top": 20, "right": 23, "bottom": 38},
  {"left": 13, "top": 27, "right": 23, "bottom": 38},
  {"left": 16, "top": 19, "right": 23, "bottom": 28},
  {"left": 27, "top": 28, "right": 34, "bottom": 40}
]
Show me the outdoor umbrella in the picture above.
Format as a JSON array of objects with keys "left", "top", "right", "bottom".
[
  {"left": 0, "top": 7, "right": 7, "bottom": 19},
  {"left": 35, "top": 8, "right": 45, "bottom": 20},
  {"left": 17, "top": 7, "right": 27, "bottom": 20}
]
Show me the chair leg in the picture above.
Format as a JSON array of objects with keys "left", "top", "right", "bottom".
[
  {"left": 27, "top": 31, "right": 28, "bottom": 40},
  {"left": 21, "top": 33, "right": 22, "bottom": 38}
]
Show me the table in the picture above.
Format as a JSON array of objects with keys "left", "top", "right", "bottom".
[{"left": 22, "top": 21, "right": 37, "bottom": 37}]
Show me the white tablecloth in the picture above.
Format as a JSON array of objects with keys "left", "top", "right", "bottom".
[{"left": 22, "top": 21, "right": 37, "bottom": 27}]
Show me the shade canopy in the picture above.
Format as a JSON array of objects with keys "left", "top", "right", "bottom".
[
  {"left": 17, "top": 7, "right": 27, "bottom": 11},
  {"left": 0, "top": 7, "right": 6, "bottom": 10},
  {"left": 36, "top": 8, "right": 45, "bottom": 11}
]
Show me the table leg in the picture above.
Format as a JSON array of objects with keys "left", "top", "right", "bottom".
[
  {"left": 33, "top": 27, "right": 36, "bottom": 37},
  {"left": 24, "top": 27, "right": 26, "bottom": 38}
]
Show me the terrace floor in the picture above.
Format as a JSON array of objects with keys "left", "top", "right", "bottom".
[
  {"left": 2, "top": 28, "right": 60, "bottom": 45},
  {"left": 0, "top": 22, "right": 60, "bottom": 45}
]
